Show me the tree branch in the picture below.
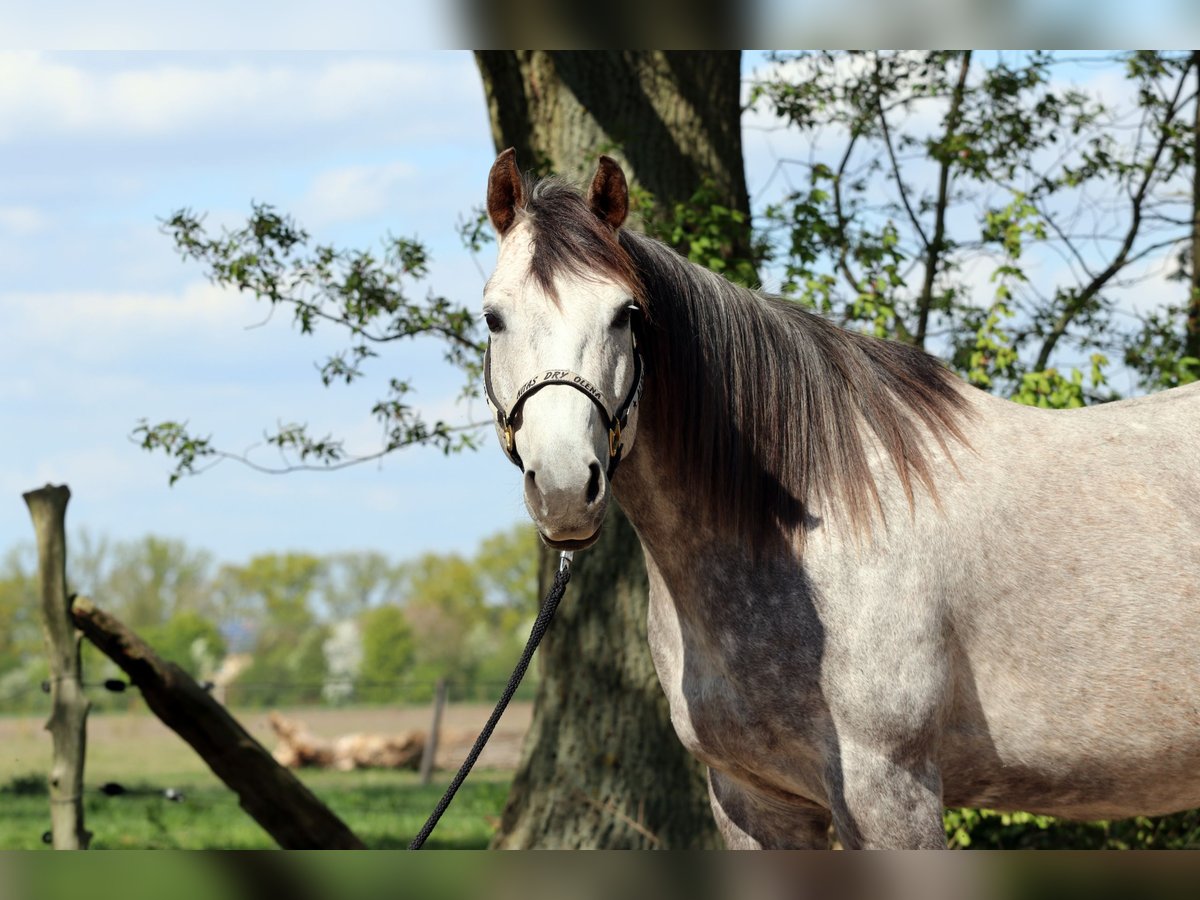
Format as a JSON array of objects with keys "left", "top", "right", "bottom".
[
  {"left": 832, "top": 132, "right": 866, "bottom": 298},
  {"left": 875, "top": 61, "right": 931, "bottom": 253},
  {"left": 1036, "top": 60, "right": 1194, "bottom": 370},
  {"left": 916, "top": 51, "right": 972, "bottom": 347},
  {"left": 71, "top": 596, "right": 364, "bottom": 849},
  {"left": 141, "top": 421, "right": 490, "bottom": 482}
]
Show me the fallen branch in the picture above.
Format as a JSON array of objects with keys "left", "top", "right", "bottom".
[
  {"left": 268, "top": 711, "right": 426, "bottom": 771},
  {"left": 70, "top": 596, "right": 364, "bottom": 849}
]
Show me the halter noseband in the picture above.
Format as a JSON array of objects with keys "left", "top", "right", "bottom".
[{"left": 482, "top": 322, "right": 644, "bottom": 482}]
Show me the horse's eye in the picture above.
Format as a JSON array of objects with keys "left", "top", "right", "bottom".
[
  {"left": 611, "top": 305, "right": 634, "bottom": 329},
  {"left": 483, "top": 311, "right": 505, "bottom": 334}
]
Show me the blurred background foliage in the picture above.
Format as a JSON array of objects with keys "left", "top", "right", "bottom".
[{"left": 0, "top": 522, "right": 540, "bottom": 713}]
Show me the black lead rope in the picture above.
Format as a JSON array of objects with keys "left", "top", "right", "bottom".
[{"left": 408, "top": 552, "right": 573, "bottom": 850}]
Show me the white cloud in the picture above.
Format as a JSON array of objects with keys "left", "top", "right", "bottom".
[
  {"left": 0, "top": 52, "right": 479, "bottom": 145},
  {"left": 299, "top": 160, "right": 418, "bottom": 225},
  {"left": 2, "top": 281, "right": 248, "bottom": 349},
  {"left": 2, "top": 2, "right": 457, "bottom": 51},
  {"left": 0, "top": 205, "right": 49, "bottom": 235}
]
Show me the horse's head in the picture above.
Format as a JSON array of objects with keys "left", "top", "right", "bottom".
[{"left": 481, "top": 149, "right": 644, "bottom": 551}]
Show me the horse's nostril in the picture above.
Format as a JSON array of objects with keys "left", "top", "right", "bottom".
[{"left": 585, "top": 462, "right": 602, "bottom": 505}]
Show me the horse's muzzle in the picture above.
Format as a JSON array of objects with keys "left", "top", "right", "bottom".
[{"left": 540, "top": 525, "right": 602, "bottom": 552}]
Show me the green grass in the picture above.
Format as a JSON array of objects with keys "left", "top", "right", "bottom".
[
  {"left": 0, "top": 705, "right": 523, "bottom": 849},
  {"left": 0, "top": 767, "right": 511, "bottom": 849}
]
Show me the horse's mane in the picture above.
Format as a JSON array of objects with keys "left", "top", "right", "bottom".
[{"left": 520, "top": 177, "right": 970, "bottom": 548}]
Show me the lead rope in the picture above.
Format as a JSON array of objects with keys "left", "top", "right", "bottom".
[{"left": 408, "top": 551, "right": 574, "bottom": 850}]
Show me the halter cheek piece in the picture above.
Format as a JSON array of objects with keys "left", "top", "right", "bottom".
[{"left": 483, "top": 320, "right": 645, "bottom": 482}]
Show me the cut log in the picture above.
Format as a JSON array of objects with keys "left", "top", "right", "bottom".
[
  {"left": 268, "top": 712, "right": 335, "bottom": 769},
  {"left": 268, "top": 711, "right": 424, "bottom": 771},
  {"left": 70, "top": 596, "right": 364, "bottom": 849},
  {"left": 332, "top": 732, "right": 424, "bottom": 771}
]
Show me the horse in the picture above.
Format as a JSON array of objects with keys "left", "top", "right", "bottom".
[{"left": 478, "top": 148, "right": 1200, "bottom": 849}]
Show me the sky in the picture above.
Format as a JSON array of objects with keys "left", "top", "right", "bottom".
[
  {"left": 0, "top": 50, "right": 525, "bottom": 564},
  {"left": 0, "top": 50, "right": 823, "bottom": 565},
  {"left": 0, "top": 49, "right": 1189, "bottom": 567}
]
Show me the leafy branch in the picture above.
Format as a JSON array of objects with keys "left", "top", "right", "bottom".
[
  {"left": 138, "top": 204, "right": 488, "bottom": 483},
  {"left": 752, "top": 50, "right": 1198, "bottom": 404}
]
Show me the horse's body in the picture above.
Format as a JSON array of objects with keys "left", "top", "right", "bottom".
[
  {"left": 624, "top": 381, "right": 1200, "bottom": 847},
  {"left": 481, "top": 150, "right": 1200, "bottom": 848}
]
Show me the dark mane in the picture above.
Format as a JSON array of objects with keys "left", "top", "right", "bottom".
[
  {"left": 521, "top": 178, "right": 970, "bottom": 548},
  {"left": 518, "top": 176, "right": 643, "bottom": 302}
]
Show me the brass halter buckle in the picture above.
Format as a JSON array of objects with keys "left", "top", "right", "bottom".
[
  {"left": 504, "top": 424, "right": 515, "bottom": 455},
  {"left": 608, "top": 422, "right": 622, "bottom": 459}
]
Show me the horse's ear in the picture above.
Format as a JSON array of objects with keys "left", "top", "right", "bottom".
[
  {"left": 587, "top": 155, "right": 628, "bottom": 230},
  {"left": 487, "top": 148, "right": 525, "bottom": 238}
]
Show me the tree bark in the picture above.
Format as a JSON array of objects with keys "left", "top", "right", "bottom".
[
  {"left": 23, "top": 484, "right": 91, "bottom": 850},
  {"left": 71, "top": 596, "right": 364, "bottom": 849},
  {"left": 477, "top": 51, "right": 750, "bottom": 849},
  {"left": 476, "top": 51, "right": 752, "bottom": 260},
  {"left": 1187, "top": 51, "right": 1200, "bottom": 364}
]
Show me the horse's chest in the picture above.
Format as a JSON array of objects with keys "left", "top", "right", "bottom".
[{"left": 645, "top": 573, "right": 831, "bottom": 790}]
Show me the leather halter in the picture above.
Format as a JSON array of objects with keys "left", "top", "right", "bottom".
[{"left": 482, "top": 320, "right": 644, "bottom": 482}]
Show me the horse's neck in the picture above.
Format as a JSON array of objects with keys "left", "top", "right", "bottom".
[
  {"left": 610, "top": 430, "right": 681, "bottom": 554},
  {"left": 612, "top": 377, "right": 981, "bottom": 583},
  {"left": 611, "top": 409, "right": 741, "bottom": 575}
]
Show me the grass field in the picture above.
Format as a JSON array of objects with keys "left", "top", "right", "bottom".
[{"left": 0, "top": 703, "right": 529, "bottom": 850}]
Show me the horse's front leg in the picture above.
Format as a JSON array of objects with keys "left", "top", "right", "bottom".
[
  {"left": 826, "top": 744, "right": 946, "bottom": 849},
  {"left": 820, "top": 583, "right": 950, "bottom": 849},
  {"left": 707, "top": 769, "right": 832, "bottom": 849}
]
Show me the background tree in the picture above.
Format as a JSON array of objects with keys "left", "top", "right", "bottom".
[
  {"left": 753, "top": 50, "right": 1199, "bottom": 401},
  {"left": 0, "top": 549, "right": 43, "bottom": 707},
  {"left": 357, "top": 604, "right": 415, "bottom": 703},
  {"left": 0, "top": 524, "right": 576, "bottom": 712},
  {"left": 103, "top": 536, "right": 216, "bottom": 631},
  {"left": 218, "top": 553, "right": 328, "bottom": 706},
  {"left": 319, "top": 552, "right": 404, "bottom": 622},
  {"left": 140, "top": 609, "right": 226, "bottom": 680}
]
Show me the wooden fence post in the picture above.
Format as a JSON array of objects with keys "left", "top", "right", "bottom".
[
  {"left": 23, "top": 483, "right": 91, "bottom": 850},
  {"left": 419, "top": 678, "right": 447, "bottom": 785}
]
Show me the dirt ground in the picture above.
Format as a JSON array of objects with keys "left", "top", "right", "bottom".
[{"left": 0, "top": 701, "right": 533, "bottom": 782}]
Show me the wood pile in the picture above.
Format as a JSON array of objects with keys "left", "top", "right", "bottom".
[{"left": 268, "top": 712, "right": 426, "bottom": 771}]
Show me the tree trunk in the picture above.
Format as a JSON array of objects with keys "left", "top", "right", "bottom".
[
  {"left": 477, "top": 51, "right": 750, "bottom": 849},
  {"left": 476, "top": 51, "right": 752, "bottom": 259},
  {"left": 1188, "top": 51, "right": 1200, "bottom": 364}
]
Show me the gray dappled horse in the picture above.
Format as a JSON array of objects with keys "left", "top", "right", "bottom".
[{"left": 479, "top": 149, "right": 1200, "bottom": 849}]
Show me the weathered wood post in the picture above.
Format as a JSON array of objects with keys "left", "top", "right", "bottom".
[
  {"left": 23, "top": 483, "right": 91, "bottom": 850},
  {"left": 419, "top": 678, "right": 447, "bottom": 786}
]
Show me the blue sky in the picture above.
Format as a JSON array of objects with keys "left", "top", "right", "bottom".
[
  {"left": 0, "top": 50, "right": 1186, "bottom": 566},
  {"left": 0, "top": 51, "right": 519, "bottom": 562},
  {"left": 0, "top": 50, "right": 804, "bottom": 564}
]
